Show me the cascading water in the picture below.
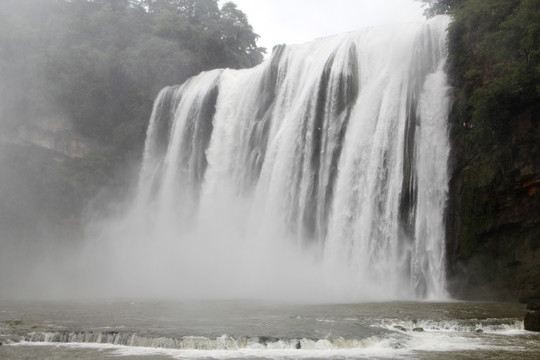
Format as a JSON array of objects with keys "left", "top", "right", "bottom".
[{"left": 119, "top": 16, "right": 451, "bottom": 301}]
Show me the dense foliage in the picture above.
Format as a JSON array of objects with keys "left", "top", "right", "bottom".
[
  {"left": 447, "top": 0, "right": 539, "bottom": 144},
  {"left": 420, "top": 0, "right": 539, "bottom": 138},
  {"left": 0, "top": 0, "right": 265, "bottom": 222}
]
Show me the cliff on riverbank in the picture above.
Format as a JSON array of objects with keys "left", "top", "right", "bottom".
[{"left": 439, "top": 0, "right": 540, "bottom": 301}]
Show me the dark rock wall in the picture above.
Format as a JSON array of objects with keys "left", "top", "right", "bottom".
[{"left": 446, "top": 106, "right": 540, "bottom": 301}]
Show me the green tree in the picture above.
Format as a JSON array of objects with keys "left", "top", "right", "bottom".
[
  {"left": 220, "top": 2, "right": 265, "bottom": 67},
  {"left": 417, "top": 0, "right": 464, "bottom": 17}
]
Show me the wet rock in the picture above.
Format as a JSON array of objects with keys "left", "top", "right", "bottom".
[
  {"left": 258, "top": 336, "right": 280, "bottom": 345},
  {"left": 524, "top": 310, "right": 540, "bottom": 332},
  {"left": 393, "top": 325, "right": 407, "bottom": 332},
  {"left": 524, "top": 299, "right": 540, "bottom": 332},
  {"left": 412, "top": 327, "right": 424, "bottom": 332},
  {"left": 525, "top": 312, "right": 540, "bottom": 331},
  {"left": 475, "top": 329, "right": 483, "bottom": 333}
]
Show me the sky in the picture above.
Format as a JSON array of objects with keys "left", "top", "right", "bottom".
[{"left": 223, "top": 0, "right": 426, "bottom": 53}]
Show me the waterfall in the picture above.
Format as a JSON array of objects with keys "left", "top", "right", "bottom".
[{"left": 124, "top": 16, "right": 451, "bottom": 301}]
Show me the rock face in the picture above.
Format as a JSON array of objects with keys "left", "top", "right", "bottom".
[
  {"left": 0, "top": 115, "right": 98, "bottom": 246},
  {"left": 525, "top": 300, "right": 540, "bottom": 332},
  {"left": 6, "top": 116, "right": 96, "bottom": 158},
  {"left": 446, "top": 108, "right": 540, "bottom": 301}
]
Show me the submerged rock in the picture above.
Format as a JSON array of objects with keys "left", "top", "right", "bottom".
[
  {"left": 412, "top": 327, "right": 424, "bottom": 332},
  {"left": 393, "top": 325, "right": 407, "bottom": 332}
]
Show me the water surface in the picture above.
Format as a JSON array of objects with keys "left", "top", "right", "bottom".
[{"left": 1, "top": 300, "right": 538, "bottom": 359}]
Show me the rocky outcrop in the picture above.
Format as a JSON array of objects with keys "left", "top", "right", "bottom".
[
  {"left": 2, "top": 115, "right": 97, "bottom": 159},
  {"left": 525, "top": 300, "right": 540, "bottom": 332}
]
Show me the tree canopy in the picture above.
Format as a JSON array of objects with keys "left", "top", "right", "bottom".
[
  {"left": 445, "top": 0, "right": 539, "bottom": 142},
  {"left": 0, "top": 0, "right": 265, "bottom": 148}
]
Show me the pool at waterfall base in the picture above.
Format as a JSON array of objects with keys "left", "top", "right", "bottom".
[{"left": 1, "top": 300, "right": 539, "bottom": 359}]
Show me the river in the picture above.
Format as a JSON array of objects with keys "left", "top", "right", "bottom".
[{"left": 1, "top": 300, "right": 538, "bottom": 359}]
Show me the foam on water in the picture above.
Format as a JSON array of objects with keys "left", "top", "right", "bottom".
[
  {"left": 377, "top": 319, "right": 525, "bottom": 334},
  {"left": 13, "top": 316, "right": 529, "bottom": 356},
  {"left": 3, "top": 301, "right": 538, "bottom": 360},
  {"left": 11, "top": 325, "right": 536, "bottom": 360}
]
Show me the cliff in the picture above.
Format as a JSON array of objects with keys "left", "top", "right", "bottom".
[
  {"left": 1, "top": 115, "right": 97, "bottom": 158},
  {"left": 13, "top": 117, "right": 97, "bottom": 158},
  {"left": 444, "top": 0, "right": 540, "bottom": 301}
]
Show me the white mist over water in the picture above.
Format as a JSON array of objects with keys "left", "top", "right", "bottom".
[{"left": 86, "top": 16, "right": 451, "bottom": 302}]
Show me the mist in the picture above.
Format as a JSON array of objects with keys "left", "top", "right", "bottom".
[{"left": 0, "top": 1, "right": 450, "bottom": 303}]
